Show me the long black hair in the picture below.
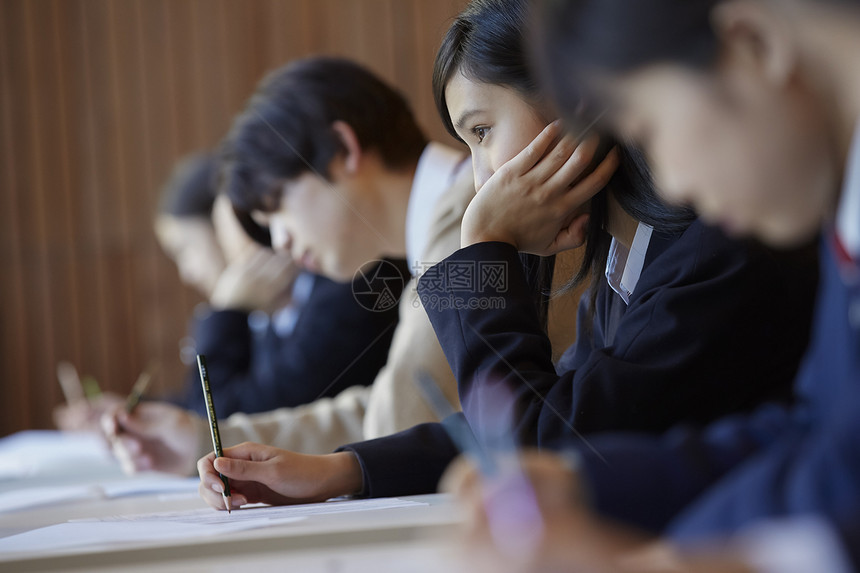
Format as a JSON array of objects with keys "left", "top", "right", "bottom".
[{"left": 433, "top": 0, "right": 694, "bottom": 320}]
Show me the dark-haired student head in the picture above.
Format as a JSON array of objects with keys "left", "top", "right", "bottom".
[
  {"left": 155, "top": 152, "right": 227, "bottom": 297},
  {"left": 221, "top": 57, "right": 428, "bottom": 281},
  {"left": 434, "top": 0, "right": 693, "bottom": 297},
  {"left": 155, "top": 151, "right": 260, "bottom": 298},
  {"left": 536, "top": 0, "right": 858, "bottom": 248}
]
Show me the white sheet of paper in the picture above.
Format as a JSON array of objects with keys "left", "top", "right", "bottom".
[
  {"left": 0, "top": 477, "right": 200, "bottom": 514},
  {"left": 0, "top": 485, "right": 102, "bottom": 513},
  {"left": 98, "top": 476, "right": 200, "bottom": 498},
  {"left": 86, "top": 497, "right": 427, "bottom": 524},
  {"left": 0, "top": 498, "right": 426, "bottom": 553},
  {"left": 0, "top": 431, "right": 120, "bottom": 481},
  {"left": 0, "top": 517, "right": 306, "bottom": 553}
]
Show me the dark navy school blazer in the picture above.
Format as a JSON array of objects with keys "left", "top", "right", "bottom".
[
  {"left": 570, "top": 235, "right": 860, "bottom": 556},
  {"left": 422, "top": 221, "right": 816, "bottom": 443},
  {"left": 340, "top": 221, "right": 818, "bottom": 498},
  {"left": 179, "top": 260, "right": 410, "bottom": 418}
]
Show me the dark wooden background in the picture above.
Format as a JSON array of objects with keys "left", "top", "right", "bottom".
[{"left": 0, "top": 0, "right": 469, "bottom": 436}]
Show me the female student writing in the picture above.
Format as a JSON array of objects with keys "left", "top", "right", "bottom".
[{"left": 196, "top": 0, "right": 817, "bottom": 509}]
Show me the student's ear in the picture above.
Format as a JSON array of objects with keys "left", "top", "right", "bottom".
[
  {"left": 711, "top": 0, "right": 796, "bottom": 87},
  {"left": 331, "top": 121, "right": 362, "bottom": 175}
]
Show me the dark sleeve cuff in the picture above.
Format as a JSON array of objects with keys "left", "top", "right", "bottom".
[{"left": 336, "top": 422, "right": 459, "bottom": 499}]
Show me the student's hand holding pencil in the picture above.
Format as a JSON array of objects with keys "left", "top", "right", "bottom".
[
  {"left": 197, "top": 442, "right": 363, "bottom": 511},
  {"left": 102, "top": 401, "right": 202, "bottom": 476},
  {"left": 460, "top": 120, "right": 619, "bottom": 256},
  {"left": 52, "top": 361, "right": 124, "bottom": 434},
  {"left": 442, "top": 450, "right": 656, "bottom": 573},
  {"left": 446, "top": 452, "right": 755, "bottom": 573},
  {"left": 53, "top": 392, "right": 124, "bottom": 434}
]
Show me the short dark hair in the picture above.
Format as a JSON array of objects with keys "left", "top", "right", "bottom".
[
  {"left": 220, "top": 57, "right": 427, "bottom": 244},
  {"left": 158, "top": 152, "right": 219, "bottom": 218},
  {"left": 536, "top": 0, "right": 859, "bottom": 81},
  {"left": 535, "top": 0, "right": 720, "bottom": 80},
  {"left": 433, "top": 0, "right": 694, "bottom": 319}
]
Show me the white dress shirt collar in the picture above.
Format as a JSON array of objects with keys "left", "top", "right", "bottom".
[
  {"left": 837, "top": 122, "right": 860, "bottom": 261},
  {"left": 605, "top": 222, "right": 654, "bottom": 304}
]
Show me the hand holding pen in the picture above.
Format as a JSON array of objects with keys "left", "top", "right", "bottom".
[
  {"left": 414, "top": 372, "right": 544, "bottom": 557},
  {"left": 195, "top": 357, "right": 363, "bottom": 511},
  {"left": 100, "top": 361, "right": 201, "bottom": 476},
  {"left": 124, "top": 360, "right": 158, "bottom": 413},
  {"left": 53, "top": 361, "right": 123, "bottom": 433}
]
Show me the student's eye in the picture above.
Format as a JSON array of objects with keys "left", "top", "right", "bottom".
[{"left": 471, "top": 126, "right": 489, "bottom": 143}]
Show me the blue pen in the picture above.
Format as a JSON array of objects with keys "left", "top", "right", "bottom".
[
  {"left": 414, "top": 371, "right": 499, "bottom": 477},
  {"left": 414, "top": 371, "right": 544, "bottom": 556}
]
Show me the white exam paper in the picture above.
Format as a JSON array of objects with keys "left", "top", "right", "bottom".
[
  {"left": 0, "top": 498, "right": 426, "bottom": 553},
  {"left": 0, "top": 477, "right": 200, "bottom": 514},
  {"left": 86, "top": 497, "right": 426, "bottom": 524},
  {"left": 0, "top": 517, "right": 304, "bottom": 553},
  {"left": 0, "top": 431, "right": 120, "bottom": 481}
]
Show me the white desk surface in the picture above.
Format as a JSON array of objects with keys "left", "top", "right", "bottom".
[
  {"left": 0, "top": 431, "right": 466, "bottom": 572},
  {"left": 0, "top": 493, "right": 463, "bottom": 572}
]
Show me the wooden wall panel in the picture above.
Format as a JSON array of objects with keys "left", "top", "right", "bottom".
[
  {"left": 0, "top": 0, "right": 469, "bottom": 436},
  {"left": 1, "top": 0, "right": 30, "bottom": 435}
]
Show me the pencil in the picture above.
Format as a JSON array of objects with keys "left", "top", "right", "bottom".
[
  {"left": 82, "top": 376, "right": 103, "bottom": 400},
  {"left": 125, "top": 361, "right": 158, "bottom": 413},
  {"left": 196, "top": 354, "right": 232, "bottom": 513}
]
